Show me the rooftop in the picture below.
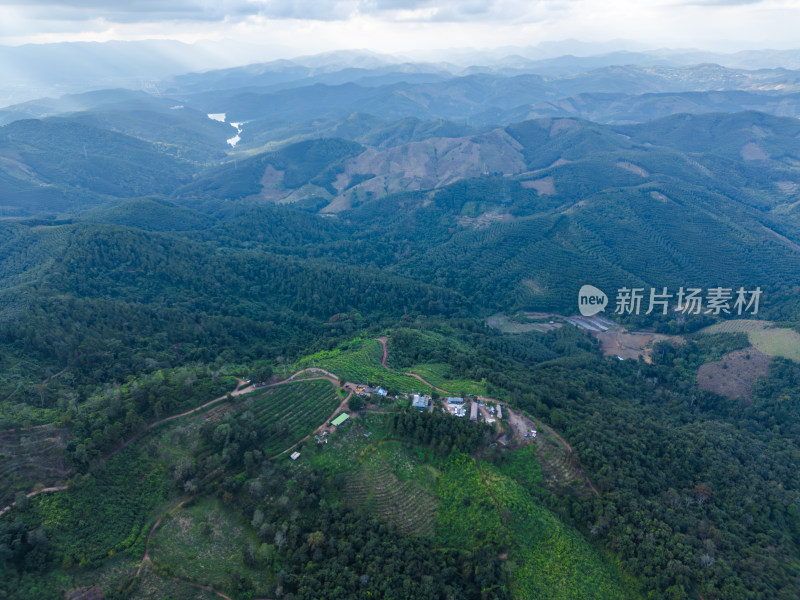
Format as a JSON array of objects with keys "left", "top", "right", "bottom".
[{"left": 331, "top": 413, "right": 350, "bottom": 426}]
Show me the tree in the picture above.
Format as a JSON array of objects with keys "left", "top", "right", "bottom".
[
  {"left": 348, "top": 395, "right": 364, "bottom": 411},
  {"left": 307, "top": 530, "right": 325, "bottom": 550},
  {"left": 251, "top": 365, "right": 274, "bottom": 385}
]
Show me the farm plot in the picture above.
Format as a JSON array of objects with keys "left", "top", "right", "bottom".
[
  {"left": 750, "top": 328, "right": 800, "bottom": 362},
  {"left": 302, "top": 339, "right": 428, "bottom": 393},
  {"left": 480, "top": 463, "right": 637, "bottom": 600},
  {"left": 699, "top": 319, "right": 773, "bottom": 334},
  {"left": 12, "top": 444, "right": 172, "bottom": 566},
  {"left": 699, "top": 320, "right": 800, "bottom": 362},
  {"left": 408, "top": 363, "right": 488, "bottom": 397},
  {"left": 246, "top": 379, "right": 341, "bottom": 456},
  {"left": 343, "top": 447, "right": 437, "bottom": 537}
]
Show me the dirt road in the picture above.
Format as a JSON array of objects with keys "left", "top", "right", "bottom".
[
  {"left": 0, "top": 485, "right": 68, "bottom": 517},
  {"left": 267, "top": 389, "right": 354, "bottom": 460},
  {"left": 104, "top": 378, "right": 252, "bottom": 460},
  {"left": 376, "top": 337, "right": 451, "bottom": 394}
]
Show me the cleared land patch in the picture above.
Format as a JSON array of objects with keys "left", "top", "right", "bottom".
[
  {"left": 487, "top": 312, "right": 563, "bottom": 334},
  {"left": 595, "top": 329, "right": 674, "bottom": 362},
  {"left": 148, "top": 497, "right": 271, "bottom": 596},
  {"left": 616, "top": 161, "right": 649, "bottom": 177},
  {"left": 740, "top": 142, "right": 768, "bottom": 160},
  {"left": 0, "top": 425, "right": 71, "bottom": 506},
  {"left": 532, "top": 422, "right": 596, "bottom": 499},
  {"left": 750, "top": 328, "right": 800, "bottom": 362},
  {"left": 521, "top": 176, "right": 556, "bottom": 195},
  {"left": 697, "top": 347, "right": 771, "bottom": 401}
]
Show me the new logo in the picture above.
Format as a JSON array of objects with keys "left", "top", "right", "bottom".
[{"left": 578, "top": 285, "right": 608, "bottom": 316}]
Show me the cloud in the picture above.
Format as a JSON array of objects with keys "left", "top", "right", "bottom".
[
  {"left": 1, "top": 0, "right": 574, "bottom": 25},
  {"left": 2, "top": 0, "right": 264, "bottom": 23},
  {"left": 0, "top": 0, "right": 798, "bottom": 51},
  {"left": 681, "top": 0, "right": 763, "bottom": 4}
]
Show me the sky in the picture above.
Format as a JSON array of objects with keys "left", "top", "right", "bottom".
[{"left": 0, "top": 0, "right": 799, "bottom": 55}]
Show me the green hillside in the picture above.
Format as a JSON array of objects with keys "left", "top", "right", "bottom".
[
  {"left": 0, "top": 119, "right": 196, "bottom": 215},
  {"left": 2, "top": 78, "right": 800, "bottom": 600}
]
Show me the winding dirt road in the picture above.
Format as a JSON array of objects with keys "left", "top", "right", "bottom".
[{"left": 104, "top": 378, "right": 252, "bottom": 460}]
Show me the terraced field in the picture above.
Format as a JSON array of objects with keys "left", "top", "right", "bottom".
[
  {"left": 343, "top": 448, "right": 437, "bottom": 536},
  {"left": 302, "top": 338, "right": 430, "bottom": 393},
  {"left": 198, "top": 402, "right": 235, "bottom": 424},
  {"left": 245, "top": 379, "right": 342, "bottom": 456},
  {"left": 533, "top": 429, "right": 596, "bottom": 499}
]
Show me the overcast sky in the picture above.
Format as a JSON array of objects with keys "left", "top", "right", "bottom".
[{"left": 1, "top": 0, "right": 799, "bottom": 54}]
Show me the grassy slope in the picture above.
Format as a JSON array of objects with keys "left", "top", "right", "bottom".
[
  {"left": 300, "top": 338, "right": 432, "bottom": 393},
  {"left": 409, "top": 363, "right": 489, "bottom": 396},
  {"left": 699, "top": 320, "right": 800, "bottom": 361},
  {"left": 148, "top": 497, "right": 271, "bottom": 595},
  {"left": 438, "top": 454, "right": 638, "bottom": 600}
]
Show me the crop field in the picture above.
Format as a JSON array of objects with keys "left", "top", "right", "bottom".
[
  {"left": 148, "top": 497, "right": 271, "bottom": 596},
  {"left": 495, "top": 444, "right": 547, "bottom": 498},
  {"left": 301, "top": 338, "right": 429, "bottom": 393},
  {"left": 408, "top": 363, "right": 488, "bottom": 396},
  {"left": 434, "top": 453, "right": 637, "bottom": 599},
  {"left": 343, "top": 443, "right": 438, "bottom": 536},
  {"left": 0, "top": 425, "right": 71, "bottom": 507},
  {"left": 699, "top": 319, "right": 773, "bottom": 334},
  {"left": 480, "top": 462, "right": 638, "bottom": 600},
  {"left": 307, "top": 412, "right": 392, "bottom": 473},
  {"left": 435, "top": 456, "right": 505, "bottom": 550},
  {"left": 245, "top": 379, "right": 341, "bottom": 456},
  {"left": 699, "top": 320, "right": 800, "bottom": 361}
]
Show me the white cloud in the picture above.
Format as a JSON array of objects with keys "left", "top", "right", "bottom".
[{"left": 0, "top": 0, "right": 798, "bottom": 51}]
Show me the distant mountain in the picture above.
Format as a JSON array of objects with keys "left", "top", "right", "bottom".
[
  {"left": 1, "top": 60, "right": 798, "bottom": 314},
  {"left": 5, "top": 41, "right": 800, "bottom": 108},
  {"left": 0, "top": 118, "right": 196, "bottom": 216},
  {"left": 0, "top": 40, "right": 251, "bottom": 106},
  {"left": 163, "top": 64, "right": 800, "bottom": 141},
  {"left": 488, "top": 90, "right": 800, "bottom": 125},
  {"left": 329, "top": 114, "right": 800, "bottom": 311}
]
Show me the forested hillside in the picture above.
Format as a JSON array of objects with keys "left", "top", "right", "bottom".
[{"left": 1, "top": 54, "right": 800, "bottom": 600}]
